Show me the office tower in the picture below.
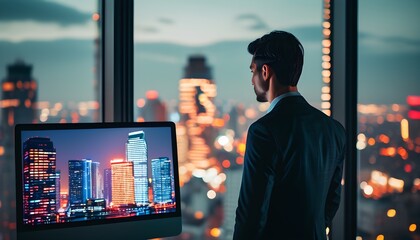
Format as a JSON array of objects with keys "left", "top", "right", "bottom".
[
  {"left": 111, "top": 159, "right": 135, "bottom": 206},
  {"left": 68, "top": 159, "right": 92, "bottom": 205},
  {"left": 0, "top": 60, "right": 37, "bottom": 235},
  {"left": 139, "top": 90, "right": 167, "bottom": 121},
  {"left": 178, "top": 55, "right": 217, "bottom": 169},
  {"left": 22, "top": 137, "right": 57, "bottom": 225},
  {"left": 126, "top": 131, "right": 149, "bottom": 206},
  {"left": 151, "top": 157, "right": 173, "bottom": 204},
  {"left": 55, "top": 170, "right": 61, "bottom": 211},
  {"left": 103, "top": 168, "right": 112, "bottom": 206},
  {"left": 91, "top": 161, "right": 101, "bottom": 199}
]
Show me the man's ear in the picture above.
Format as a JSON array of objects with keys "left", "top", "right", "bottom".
[{"left": 261, "top": 64, "right": 271, "bottom": 81}]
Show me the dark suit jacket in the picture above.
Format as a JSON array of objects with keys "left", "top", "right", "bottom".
[{"left": 233, "top": 95, "right": 346, "bottom": 240}]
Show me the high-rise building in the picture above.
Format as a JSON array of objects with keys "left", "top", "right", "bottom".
[
  {"left": 68, "top": 159, "right": 92, "bottom": 205},
  {"left": 55, "top": 170, "right": 61, "bottom": 211},
  {"left": 138, "top": 90, "right": 167, "bottom": 121},
  {"left": 111, "top": 159, "right": 135, "bottom": 206},
  {"left": 91, "top": 161, "right": 101, "bottom": 199},
  {"left": 0, "top": 60, "right": 37, "bottom": 236},
  {"left": 126, "top": 131, "right": 149, "bottom": 206},
  {"left": 22, "top": 137, "right": 57, "bottom": 225},
  {"left": 151, "top": 157, "right": 173, "bottom": 204},
  {"left": 178, "top": 55, "right": 217, "bottom": 170},
  {"left": 103, "top": 168, "right": 112, "bottom": 206}
]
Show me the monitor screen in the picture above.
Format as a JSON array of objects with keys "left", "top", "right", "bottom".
[{"left": 15, "top": 122, "right": 181, "bottom": 240}]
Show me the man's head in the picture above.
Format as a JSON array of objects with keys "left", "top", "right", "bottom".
[{"left": 248, "top": 31, "right": 304, "bottom": 102}]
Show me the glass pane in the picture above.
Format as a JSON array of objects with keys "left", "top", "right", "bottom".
[
  {"left": 0, "top": 1, "right": 101, "bottom": 238},
  {"left": 134, "top": 1, "right": 324, "bottom": 239},
  {"left": 357, "top": 1, "right": 420, "bottom": 239}
]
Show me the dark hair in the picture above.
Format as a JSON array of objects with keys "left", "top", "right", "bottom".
[{"left": 248, "top": 30, "right": 304, "bottom": 86}]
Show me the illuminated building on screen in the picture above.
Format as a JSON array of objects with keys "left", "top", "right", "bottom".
[
  {"left": 55, "top": 170, "right": 61, "bottom": 211},
  {"left": 0, "top": 60, "right": 38, "bottom": 235},
  {"left": 151, "top": 157, "right": 173, "bottom": 204},
  {"left": 103, "top": 168, "right": 112, "bottom": 206},
  {"left": 22, "top": 137, "right": 57, "bottom": 225},
  {"left": 126, "top": 131, "right": 149, "bottom": 206},
  {"left": 111, "top": 159, "right": 135, "bottom": 206},
  {"left": 68, "top": 159, "right": 92, "bottom": 205},
  {"left": 91, "top": 161, "right": 102, "bottom": 199},
  {"left": 178, "top": 55, "right": 217, "bottom": 170}
]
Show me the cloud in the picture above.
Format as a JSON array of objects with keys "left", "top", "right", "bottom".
[
  {"left": 137, "top": 26, "right": 159, "bottom": 33},
  {"left": 360, "top": 32, "right": 420, "bottom": 49},
  {"left": 158, "top": 18, "right": 174, "bottom": 25},
  {"left": 0, "top": 0, "right": 91, "bottom": 26},
  {"left": 236, "top": 14, "right": 269, "bottom": 31}
]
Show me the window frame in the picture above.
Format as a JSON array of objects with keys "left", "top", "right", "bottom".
[{"left": 101, "top": 0, "right": 359, "bottom": 239}]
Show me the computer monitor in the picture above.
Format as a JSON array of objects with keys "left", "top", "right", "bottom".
[{"left": 15, "top": 122, "right": 182, "bottom": 240}]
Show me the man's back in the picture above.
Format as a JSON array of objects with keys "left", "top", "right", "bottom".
[{"left": 234, "top": 95, "right": 346, "bottom": 240}]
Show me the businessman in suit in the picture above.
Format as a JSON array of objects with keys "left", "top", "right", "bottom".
[{"left": 233, "top": 31, "right": 346, "bottom": 240}]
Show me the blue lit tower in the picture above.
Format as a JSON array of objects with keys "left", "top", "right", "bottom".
[
  {"left": 151, "top": 157, "right": 173, "bottom": 204},
  {"left": 22, "top": 137, "right": 57, "bottom": 225},
  {"left": 68, "top": 159, "right": 92, "bottom": 205},
  {"left": 103, "top": 168, "right": 112, "bottom": 206},
  {"left": 126, "top": 131, "right": 149, "bottom": 205}
]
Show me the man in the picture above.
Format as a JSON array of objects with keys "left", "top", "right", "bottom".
[{"left": 233, "top": 31, "right": 346, "bottom": 240}]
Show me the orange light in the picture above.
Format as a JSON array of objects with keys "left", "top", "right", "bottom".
[
  {"left": 376, "top": 235, "right": 384, "bottom": 240},
  {"left": 387, "top": 209, "right": 396, "bottom": 218},
  {"left": 378, "top": 134, "right": 390, "bottom": 144},
  {"left": 2, "top": 82, "right": 14, "bottom": 91},
  {"left": 0, "top": 146, "right": 4, "bottom": 156},
  {"left": 409, "top": 224, "right": 417, "bottom": 232},
  {"left": 24, "top": 99, "right": 31, "bottom": 108},
  {"left": 236, "top": 157, "right": 244, "bottom": 165},
  {"left": 146, "top": 90, "right": 159, "bottom": 100},
  {"left": 16, "top": 81, "right": 22, "bottom": 89},
  {"left": 368, "top": 138, "right": 376, "bottom": 146},
  {"left": 92, "top": 13, "right": 100, "bottom": 21},
  {"left": 194, "top": 211, "right": 204, "bottom": 219},
  {"left": 210, "top": 228, "right": 221, "bottom": 238},
  {"left": 222, "top": 160, "right": 231, "bottom": 168},
  {"left": 212, "top": 118, "right": 225, "bottom": 128},
  {"left": 137, "top": 117, "right": 145, "bottom": 122},
  {"left": 237, "top": 143, "right": 246, "bottom": 155}
]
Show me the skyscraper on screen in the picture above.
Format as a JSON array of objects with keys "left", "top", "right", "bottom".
[
  {"left": 151, "top": 157, "right": 173, "bottom": 204},
  {"left": 127, "top": 131, "right": 149, "bottom": 206},
  {"left": 23, "top": 137, "right": 57, "bottom": 224}
]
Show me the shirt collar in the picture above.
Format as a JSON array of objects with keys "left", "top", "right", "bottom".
[{"left": 266, "top": 91, "right": 301, "bottom": 113}]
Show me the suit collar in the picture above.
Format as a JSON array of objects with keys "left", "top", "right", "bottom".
[{"left": 266, "top": 92, "right": 301, "bottom": 113}]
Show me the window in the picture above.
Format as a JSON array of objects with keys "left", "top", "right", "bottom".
[
  {"left": 0, "top": 1, "right": 101, "bottom": 239},
  {"left": 134, "top": 1, "right": 324, "bottom": 238},
  {"left": 357, "top": 0, "right": 420, "bottom": 239}
]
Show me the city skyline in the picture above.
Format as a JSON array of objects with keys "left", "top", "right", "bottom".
[
  {"left": 1, "top": 0, "right": 419, "bottom": 105},
  {"left": 20, "top": 127, "right": 173, "bottom": 193}
]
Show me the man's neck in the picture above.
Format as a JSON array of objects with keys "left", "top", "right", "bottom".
[{"left": 268, "top": 85, "right": 298, "bottom": 103}]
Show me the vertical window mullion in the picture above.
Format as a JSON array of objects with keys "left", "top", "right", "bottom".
[{"left": 102, "top": 0, "right": 133, "bottom": 122}]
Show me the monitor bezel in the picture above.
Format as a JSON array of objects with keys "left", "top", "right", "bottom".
[{"left": 15, "top": 121, "right": 182, "bottom": 234}]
